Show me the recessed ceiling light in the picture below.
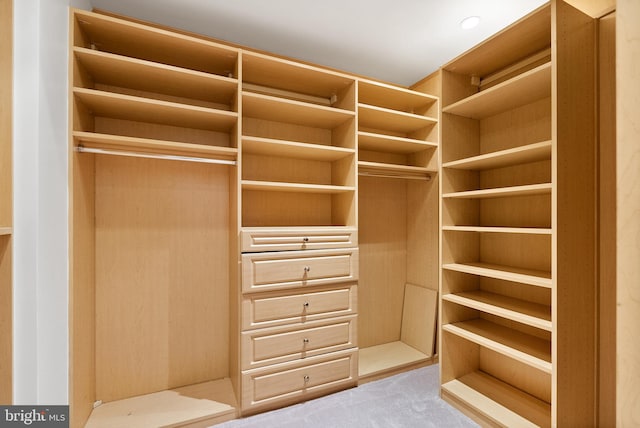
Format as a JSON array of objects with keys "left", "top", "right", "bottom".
[{"left": 460, "top": 16, "right": 480, "bottom": 30}]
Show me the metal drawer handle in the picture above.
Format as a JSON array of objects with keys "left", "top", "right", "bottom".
[
  {"left": 303, "top": 237, "right": 309, "bottom": 243},
  {"left": 304, "top": 266, "right": 311, "bottom": 272},
  {"left": 303, "top": 338, "right": 309, "bottom": 344},
  {"left": 303, "top": 375, "right": 310, "bottom": 383},
  {"left": 303, "top": 302, "right": 310, "bottom": 308}
]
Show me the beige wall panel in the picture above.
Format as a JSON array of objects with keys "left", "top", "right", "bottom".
[
  {"left": 617, "top": 0, "right": 640, "bottom": 425},
  {"left": 358, "top": 177, "right": 407, "bottom": 348},
  {"left": 95, "top": 156, "right": 230, "bottom": 402},
  {"left": 406, "top": 178, "right": 439, "bottom": 289}
]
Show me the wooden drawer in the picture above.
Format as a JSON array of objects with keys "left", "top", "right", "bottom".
[
  {"left": 241, "top": 227, "right": 358, "bottom": 252},
  {"left": 241, "top": 348, "right": 358, "bottom": 413},
  {"left": 242, "top": 248, "right": 358, "bottom": 293},
  {"left": 242, "top": 284, "right": 357, "bottom": 330},
  {"left": 241, "top": 315, "right": 357, "bottom": 370}
]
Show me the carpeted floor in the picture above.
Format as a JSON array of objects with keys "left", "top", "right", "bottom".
[{"left": 216, "top": 365, "right": 479, "bottom": 428}]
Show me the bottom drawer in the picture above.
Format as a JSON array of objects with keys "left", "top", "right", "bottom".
[{"left": 241, "top": 348, "right": 358, "bottom": 413}]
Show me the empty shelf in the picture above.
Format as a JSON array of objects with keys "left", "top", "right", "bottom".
[
  {"left": 442, "top": 262, "right": 552, "bottom": 288},
  {"left": 242, "top": 136, "right": 354, "bottom": 161},
  {"left": 0, "top": 227, "right": 11, "bottom": 236},
  {"left": 358, "top": 79, "right": 438, "bottom": 113},
  {"left": 442, "top": 183, "right": 552, "bottom": 199},
  {"left": 358, "top": 131, "right": 437, "bottom": 154},
  {"left": 442, "top": 290, "right": 552, "bottom": 331},
  {"left": 242, "top": 180, "right": 355, "bottom": 194},
  {"left": 443, "top": 226, "right": 552, "bottom": 235},
  {"left": 358, "top": 104, "right": 437, "bottom": 134},
  {"left": 442, "top": 62, "right": 551, "bottom": 120},
  {"left": 358, "top": 161, "right": 434, "bottom": 180},
  {"left": 358, "top": 341, "right": 431, "bottom": 380},
  {"left": 442, "top": 372, "right": 550, "bottom": 428},
  {"left": 443, "top": 319, "right": 551, "bottom": 373},
  {"left": 443, "top": 141, "right": 552, "bottom": 170}
]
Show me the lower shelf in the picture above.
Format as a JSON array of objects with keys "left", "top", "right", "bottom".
[
  {"left": 358, "top": 341, "right": 433, "bottom": 382},
  {"left": 86, "top": 378, "right": 237, "bottom": 428},
  {"left": 441, "top": 371, "right": 550, "bottom": 428}
]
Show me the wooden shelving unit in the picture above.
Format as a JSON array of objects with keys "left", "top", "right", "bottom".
[
  {"left": 357, "top": 78, "right": 439, "bottom": 381},
  {"left": 439, "top": 2, "right": 598, "bottom": 426}
]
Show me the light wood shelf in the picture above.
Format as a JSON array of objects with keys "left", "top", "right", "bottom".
[
  {"left": 442, "top": 62, "right": 551, "bottom": 120},
  {"left": 85, "top": 379, "right": 237, "bottom": 428},
  {"left": 73, "top": 9, "right": 238, "bottom": 77},
  {"left": 358, "top": 104, "right": 437, "bottom": 134},
  {"left": 74, "top": 131, "right": 237, "bottom": 161},
  {"left": 242, "top": 91, "right": 355, "bottom": 128},
  {"left": 0, "top": 227, "right": 11, "bottom": 236},
  {"left": 442, "top": 183, "right": 552, "bottom": 199},
  {"left": 358, "top": 131, "right": 437, "bottom": 154},
  {"left": 74, "top": 47, "right": 238, "bottom": 105},
  {"left": 442, "top": 226, "right": 552, "bottom": 235},
  {"left": 442, "top": 372, "right": 550, "bottom": 428},
  {"left": 443, "top": 319, "right": 551, "bottom": 373},
  {"left": 443, "top": 141, "right": 552, "bottom": 170},
  {"left": 358, "top": 79, "right": 437, "bottom": 114},
  {"left": 442, "top": 262, "right": 552, "bottom": 288},
  {"left": 242, "top": 136, "right": 353, "bottom": 161},
  {"left": 73, "top": 87, "right": 238, "bottom": 132},
  {"left": 442, "top": 290, "right": 552, "bottom": 331},
  {"left": 358, "top": 341, "right": 431, "bottom": 380},
  {"left": 242, "top": 180, "right": 355, "bottom": 194},
  {"left": 358, "top": 161, "right": 434, "bottom": 179}
]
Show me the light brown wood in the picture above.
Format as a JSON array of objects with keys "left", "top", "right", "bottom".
[
  {"left": 0, "top": 0, "right": 11, "bottom": 406},
  {"left": 358, "top": 341, "right": 431, "bottom": 379},
  {"left": 616, "top": 0, "right": 640, "bottom": 426},
  {"left": 443, "top": 141, "right": 552, "bottom": 171},
  {"left": 358, "top": 79, "right": 438, "bottom": 116},
  {"left": 240, "top": 227, "right": 357, "bottom": 252},
  {"left": 443, "top": 183, "right": 552, "bottom": 199},
  {"left": 358, "top": 104, "right": 437, "bottom": 135},
  {"left": 400, "top": 284, "right": 438, "bottom": 356},
  {"left": 85, "top": 379, "right": 237, "bottom": 428},
  {"left": 242, "top": 136, "right": 354, "bottom": 161},
  {"left": 241, "top": 315, "right": 357, "bottom": 370},
  {"left": 94, "top": 155, "right": 231, "bottom": 402}
]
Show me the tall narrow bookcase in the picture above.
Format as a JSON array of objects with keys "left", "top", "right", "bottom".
[
  {"left": 0, "top": 0, "right": 12, "bottom": 405},
  {"left": 439, "top": 1, "right": 597, "bottom": 426}
]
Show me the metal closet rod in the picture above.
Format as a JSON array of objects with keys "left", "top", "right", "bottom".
[{"left": 76, "top": 145, "right": 237, "bottom": 166}]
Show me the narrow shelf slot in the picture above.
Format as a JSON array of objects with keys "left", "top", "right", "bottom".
[
  {"left": 443, "top": 226, "right": 551, "bottom": 235},
  {"left": 442, "top": 183, "right": 552, "bottom": 199},
  {"left": 442, "top": 372, "right": 550, "bottom": 428},
  {"left": 442, "top": 262, "right": 551, "bottom": 288},
  {"left": 358, "top": 79, "right": 438, "bottom": 113},
  {"left": 442, "top": 62, "right": 551, "bottom": 120},
  {"left": 358, "top": 131, "right": 437, "bottom": 154},
  {"left": 74, "top": 131, "right": 237, "bottom": 161},
  {"left": 442, "top": 291, "right": 552, "bottom": 331},
  {"left": 74, "top": 47, "right": 238, "bottom": 105},
  {"left": 242, "top": 136, "right": 353, "bottom": 161},
  {"left": 443, "top": 141, "right": 552, "bottom": 171},
  {"left": 242, "top": 92, "right": 355, "bottom": 128},
  {"left": 443, "top": 319, "right": 551, "bottom": 373},
  {"left": 358, "top": 161, "right": 433, "bottom": 180},
  {"left": 358, "top": 104, "right": 437, "bottom": 134},
  {"left": 85, "top": 379, "right": 237, "bottom": 428},
  {"left": 74, "top": 87, "right": 238, "bottom": 132},
  {"left": 242, "top": 180, "right": 355, "bottom": 194}
]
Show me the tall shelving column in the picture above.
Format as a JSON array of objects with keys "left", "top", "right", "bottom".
[
  {"left": 439, "top": 1, "right": 597, "bottom": 426},
  {"left": 0, "top": 0, "right": 12, "bottom": 405}
]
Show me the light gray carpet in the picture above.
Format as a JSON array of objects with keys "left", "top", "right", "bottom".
[{"left": 216, "top": 365, "right": 479, "bottom": 428}]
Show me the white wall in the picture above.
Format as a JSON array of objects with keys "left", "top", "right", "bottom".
[{"left": 13, "top": 0, "right": 91, "bottom": 405}]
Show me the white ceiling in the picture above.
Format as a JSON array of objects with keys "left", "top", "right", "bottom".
[{"left": 89, "top": 0, "right": 548, "bottom": 86}]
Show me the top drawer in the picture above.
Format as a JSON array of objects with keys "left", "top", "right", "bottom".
[{"left": 241, "top": 227, "right": 358, "bottom": 252}]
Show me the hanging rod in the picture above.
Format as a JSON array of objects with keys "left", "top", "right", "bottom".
[
  {"left": 76, "top": 145, "right": 237, "bottom": 166},
  {"left": 358, "top": 171, "right": 432, "bottom": 181}
]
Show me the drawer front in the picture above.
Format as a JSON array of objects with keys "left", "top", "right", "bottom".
[
  {"left": 242, "top": 285, "right": 357, "bottom": 330},
  {"left": 242, "top": 248, "right": 358, "bottom": 293},
  {"left": 242, "top": 316, "right": 357, "bottom": 370},
  {"left": 241, "top": 349, "right": 358, "bottom": 413},
  {"left": 241, "top": 227, "right": 358, "bottom": 252}
]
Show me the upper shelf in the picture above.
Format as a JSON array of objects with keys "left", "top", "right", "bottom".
[
  {"left": 358, "top": 104, "right": 437, "bottom": 134},
  {"left": 358, "top": 132, "right": 437, "bottom": 154},
  {"left": 74, "top": 47, "right": 238, "bottom": 106},
  {"left": 242, "top": 136, "right": 353, "bottom": 161},
  {"left": 73, "top": 9, "right": 238, "bottom": 77},
  {"left": 442, "top": 62, "right": 551, "bottom": 120},
  {"left": 442, "top": 262, "right": 552, "bottom": 289},
  {"left": 443, "top": 141, "right": 551, "bottom": 171},
  {"left": 358, "top": 79, "right": 437, "bottom": 115},
  {"left": 442, "top": 183, "right": 552, "bottom": 200},
  {"left": 242, "top": 92, "right": 355, "bottom": 128},
  {"left": 74, "top": 87, "right": 238, "bottom": 132}
]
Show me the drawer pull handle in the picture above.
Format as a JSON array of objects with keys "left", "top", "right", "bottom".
[
  {"left": 303, "top": 375, "right": 310, "bottom": 383},
  {"left": 303, "top": 302, "right": 310, "bottom": 308},
  {"left": 303, "top": 237, "right": 310, "bottom": 243},
  {"left": 304, "top": 266, "right": 311, "bottom": 272},
  {"left": 303, "top": 338, "right": 310, "bottom": 344}
]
